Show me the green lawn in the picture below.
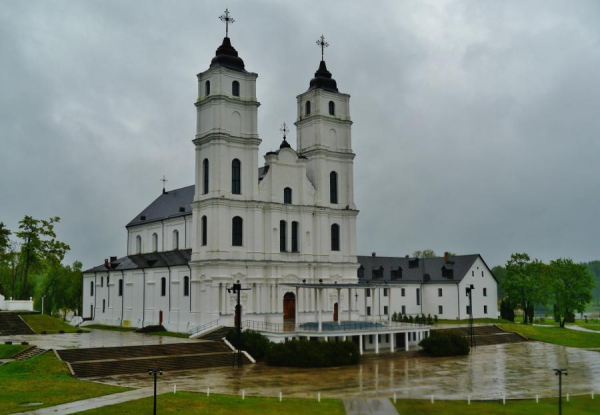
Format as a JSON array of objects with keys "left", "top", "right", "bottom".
[
  {"left": 436, "top": 318, "right": 512, "bottom": 325},
  {"left": 393, "top": 395, "right": 599, "bottom": 414},
  {"left": 499, "top": 323, "right": 600, "bottom": 349},
  {"left": 20, "top": 314, "right": 86, "bottom": 334},
  {"left": 0, "top": 351, "right": 127, "bottom": 414},
  {"left": 0, "top": 344, "right": 29, "bottom": 359},
  {"left": 85, "top": 324, "right": 136, "bottom": 332},
  {"left": 77, "top": 391, "right": 345, "bottom": 415}
]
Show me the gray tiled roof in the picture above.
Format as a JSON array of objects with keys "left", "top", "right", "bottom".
[
  {"left": 357, "top": 254, "right": 484, "bottom": 284},
  {"left": 84, "top": 249, "right": 192, "bottom": 273},
  {"left": 126, "top": 185, "right": 194, "bottom": 227}
]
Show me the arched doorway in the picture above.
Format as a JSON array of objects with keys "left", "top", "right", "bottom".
[
  {"left": 333, "top": 302, "right": 338, "bottom": 322},
  {"left": 283, "top": 292, "right": 296, "bottom": 323}
]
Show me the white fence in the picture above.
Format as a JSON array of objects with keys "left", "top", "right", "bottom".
[{"left": 0, "top": 294, "right": 34, "bottom": 311}]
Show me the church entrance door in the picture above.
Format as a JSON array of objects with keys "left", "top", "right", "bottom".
[
  {"left": 333, "top": 302, "right": 338, "bottom": 322},
  {"left": 283, "top": 292, "right": 296, "bottom": 329}
]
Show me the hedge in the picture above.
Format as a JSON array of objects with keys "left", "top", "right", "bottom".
[
  {"left": 226, "top": 329, "right": 272, "bottom": 360},
  {"left": 265, "top": 340, "right": 360, "bottom": 368},
  {"left": 419, "top": 330, "right": 470, "bottom": 357}
]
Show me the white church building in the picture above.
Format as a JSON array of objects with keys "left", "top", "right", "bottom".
[{"left": 83, "top": 17, "right": 498, "bottom": 353}]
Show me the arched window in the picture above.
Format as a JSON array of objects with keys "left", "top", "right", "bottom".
[
  {"left": 183, "top": 276, "right": 190, "bottom": 297},
  {"left": 280, "top": 220, "right": 287, "bottom": 252},
  {"left": 331, "top": 224, "right": 340, "bottom": 251},
  {"left": 232, "top": 81, "right": 240, "bottom": 97},
  {"left": 135, "top": 235, "right": 142, "bottom": 254},
  {"left": 305, "top": 101, "right": 311, "bottom": 115},
  {"left": 203, "top": 159, "right": 209, "bottom": 194},
  {"left": 90, "top": 281, "right": 94, "bottom": 296},
  {"left": 330, "top": 171, "right": 338, "bottom": 204},
  {"left": 161, "top": 277, "right": 166, "bottom": 296},
  {"left": 284, "top": 187, "right": 292, "bottom": 204},
  {"left": 329, "top": 101, "right": 335, "bottom": 116},
  {"left": 292, "top": 221, "right": 299, "bottom": 253},
  {"left": 152, "top": 233, "right": 158, "bottom": 252},
  {"left": 231, "top": 159, "right": 241, "bottom": 194},
  {"left": 101, "top": 276, "right": 104, "bottom": 287},
  {"left": 205, "top": 80, "right": 210, "bottom": 96},
  {"left": 172, "top": 229, "right": 179, "bottom": 250},
  {"left": 201, "top": 215, "right": 208, "bottom": 246},
  {"left": 232, "top": 216, "right": 243, "bottom": 246},
  {"left": 118, "top": 279, "right": 123, "bottom": 296}
]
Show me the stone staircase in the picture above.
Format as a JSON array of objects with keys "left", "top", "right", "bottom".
[
  {"left": 433, "top": 325, "right": 527, "bottom": 346},
  {"left": 14, "top": 346, "right": 46, "bottom": 360},
  {"left": 194, "top": 326, "right": 232, "bottom": 341},
  {"left": 57, "top": 341, "right": 251, "bottom": 378},
  {"left": 0, "top": 312, "right": 34, "bottom": 335}
]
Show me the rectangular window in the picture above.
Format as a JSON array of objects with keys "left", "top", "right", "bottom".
[
  {"left": 472, "top": 271, "right": 474, "bottom": 277},
  {"left": 367, "top": 306, "right": 371, "bottom": 316},
  {"left": 438, "top": 288, "right": 442, "bottom": 297},
  {"left": 279, "top": 220, "right": 287, "bottom": 252},
  {"left": 401, "top": 305, "right": 406, "bottom": 314},
  {"left": 439, "top": 305, "right": 443, "bottom": 315},
  {"left": 118, "top": 279, "right": 123, "bottom": 297},
  {"left": 401, "top": 288, "right": 405, "bottom": 297},
  {"left": 384, "top": 306, "right": 388, "bottom": 315},
  {"left": 466, "top": 305, "right": 471, "bottom": 315},
  {"left": 484, "top": 305, "right": 488, "bottom": 314},
  {"left": 291, "top": 222, "right": 299, "bottom": 252},
  {"left": 366, "top": 289, "right": 371, "bottom": 297},
  {"left": 383, "top": 288, "right": 388, "bottom": 297},
  {"left": 483, "top": 288, "right": 487, "bottom": 297},
  {"left": 102, "top": 299, "right": 106, "bottom": 313},
  {"left": 101, "top": 277, "right": 104, "bottom": 287},
  {"left": 416, "top": 288, "right": 420, "bottom": 306}
]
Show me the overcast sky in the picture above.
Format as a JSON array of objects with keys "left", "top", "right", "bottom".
[{"left": 1, "top": 0, "right": 599, "bottom": 269}]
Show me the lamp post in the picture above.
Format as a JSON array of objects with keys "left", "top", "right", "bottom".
[
  {"left": 42, "top": 295, "right": 45, "bottom": 315},
  {"left": 554, "top": 368, "right": 568, "bottom": 415},
  {"left": 148, "top": 368, "right": 163, "bottom": 415},
  {"left": 465, "top": 284, "right": 475, "bottom": 348},
  {"left": 227, "top": 281, "right": 251, "bottom": 368}
]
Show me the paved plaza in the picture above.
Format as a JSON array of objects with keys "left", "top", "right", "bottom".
[{"left": 91, "top": 341, "right": 600, "bottom": 400}]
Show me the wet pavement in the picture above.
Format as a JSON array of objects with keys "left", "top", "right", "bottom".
[
  {"left": 0, "top": 329, "right": 196, "bottom": 350},
  {"left": 92, "top": 342, "right": 600, "bottom": 400}
]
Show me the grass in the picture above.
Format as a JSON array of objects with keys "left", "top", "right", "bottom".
[
  {"left": 436, "top": 318, "right": 512, "bottom": 325},
  {"left": 499, "top": 323, "right": 600, "bottom": 349},
  {"left": 0, "top": 344, "right": 29, "bottom": 359},
  {"left": 0, "top": 351, "right": 127, "bottom": 414},
  {"left": 393, "top": 395, "right": 599, "bottom": 414},
  {"left": 20, "top": 314, "right": 86, "bottom": 334},
  {"left": 76, "top": 391, "right": 345, "bottom": 415},
  {"left": 85, "top": 324, "right": 136, "bottom": 332}
]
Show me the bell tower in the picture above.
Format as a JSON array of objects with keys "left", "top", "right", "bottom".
[{"left": 295, "top": 36, "right": 356, "bottom": 209}]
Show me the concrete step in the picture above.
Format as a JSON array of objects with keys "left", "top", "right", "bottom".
[
  {"left": 0, "top": 313, "right": 35, "bottom": 335},
  {"left": 195, "top": 326, "right": 232, "bottom": 342},
  {"left": 14, "top": 346, "right": 47, "bottom": 360}
]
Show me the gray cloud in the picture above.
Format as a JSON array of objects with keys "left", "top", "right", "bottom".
[{"left": 1, "top": 0, "right": 599, "bottom": 268}]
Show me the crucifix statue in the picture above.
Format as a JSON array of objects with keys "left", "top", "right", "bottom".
[
  {"left": 280, "top": 122, "right": 289, "bottom": 139},
  {"left": 316, "top": 34, "right": 329, "bottom": 61},
  {"left": 219, "top": 8, "right": 235, "bottom": 38}
]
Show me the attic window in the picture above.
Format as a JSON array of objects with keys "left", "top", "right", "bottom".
[
  {"left": 424, "top": 273, "right": 431, "bottom": 282},
  {"left": 391, "top": 267, "right": 402, "bottom": 279},
  {"left": 409, "top": 258, "right": 419, "bottom": 269},
  {"left": 442, "top": 266, "right": 454, "bottom": 279},
  {"left": 140, "top": 215, "right": 146, "bottom": 221},
  {"left": 372, "top": 266, "right": 384, "bottom": 279},
  {"left": 179, "top": 207, "right": 185, "bottom": 213},
  {"left": 357, "top": 265, "right": 365, "bottom": 279}
]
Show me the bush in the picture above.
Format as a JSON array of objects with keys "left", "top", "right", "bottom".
[
  {"left": 226, "top": 329, "right": 272, "bottom": 360},
  {"left": 265, "top": 340, "right": 360, "bottom": 368},
  {"left": 419, "top": 331, "right": 470, "bottom": 357}
]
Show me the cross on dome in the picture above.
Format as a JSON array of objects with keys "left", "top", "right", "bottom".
[
  {"left": 219, "top": 8, "right": 235, "bottom": 37},
  {"left": 316, "top": 34, "right": 329, "bottom": 61},
  {"left": 280, "top": 122, "right": 289, "bottom": 139},
  {"left": 160, "top": 175, "right": 168, "bottom": 194}
]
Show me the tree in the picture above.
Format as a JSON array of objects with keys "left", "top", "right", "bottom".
[
  {"left": 0, "top": 222, "right": 10, "bottom": 257},
  {"left": 547, "top": 258, "right": 594, "bottom": 328},
  {"left": 412, "top": 249, "right": 436, "bottom": 258},
  {"left": 15, "top": 216, "right": 70, "bottom": 299},
  {"left": 502, "top": 253, "right": 547, "bottom": 324}
]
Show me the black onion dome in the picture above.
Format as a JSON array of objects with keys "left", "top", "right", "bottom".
[
  {"left": 210, "top": 37, "right": 245, "bottom": 71},
  {"left": 308, "top": 60, "right": 338, "bottom": 92},
  {"left": 279, "top": 137, "right": 291, "bottom": 149}
]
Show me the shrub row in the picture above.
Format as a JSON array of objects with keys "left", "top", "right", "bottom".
[
  {"left": 418, "top": 330, "right": 470, "bottom": 357},
  {"left": 392, "top": 313, "right": 437, "bottom": 325},
  {"left": 266, "top": 339, "right": 360, "bottom": 368},
  {"left": 226, "top": 329, "right": 272, "bottom": 360}
]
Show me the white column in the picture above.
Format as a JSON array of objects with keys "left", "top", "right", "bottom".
[
  {"left": 257, "top": 284, "right": 262, "bottom": 314},
  {"left": 359, "top": 334, "right": 363, "bottom": 355},
  {"left": 314, "top": 288, "right": 318, "bottom": 325},
  {"left": 295, "top": 287, "right": 299, "bottom": 324},
  {"left": 405, "top": 332, "right": 409, "bottom": 351},
  {"left": 318, "top": 288, "right": 323, "bottom": 332},
  {"left": 391, "top": 332, "right": 395, "bottom": 352},
  {"left": 347, "top": 288, "right": 352, "bottom": 321},
  {"left": 375, "top": 333, "right": 379, "bottom": 354},
  {"left": 337, "top": 288, "right": 341, "bottom": 325}
]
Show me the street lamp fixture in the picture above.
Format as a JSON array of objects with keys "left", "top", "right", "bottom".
[
  {"left": 148, "top": 368, "right": 163, "bottom": 415},
  {"left": 554, "top": 368, "right": 568, "bottom": 415},
  {"left": 227, "top": 280, "right": 251, "bottom": 368},
  {"left": 465, "top": 284, "right": 475, "bottom": 348}
]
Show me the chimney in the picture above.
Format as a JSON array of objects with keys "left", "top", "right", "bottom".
[
  {"left": 110, "top": 256, "right": 117, "bottom": 263},
  {"left": 104, "top": 258, "right": 109, "bottom": 269},
  {"left": 444, "top": 252, "right": 449, "bottom": 263},
  {"left": 371, "top": 252, "right": 376, "bottom": 257}
]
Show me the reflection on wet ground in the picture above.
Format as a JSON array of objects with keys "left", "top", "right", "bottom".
[
  {"left": 93, "top": 342, "right": 600, "bottom": 400},
  {"left": 0, "top": 329, "right": 196, "bottom": 350}
]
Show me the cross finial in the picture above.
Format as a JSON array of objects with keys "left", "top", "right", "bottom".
[
  {"left": 160, "top": 175, "right": 168, "bottom": 194},
  {"left": 280, "top": 122, "right": 289, "bottom": 139},
  {"left": 316, "top": 34, "right": 329, "bottom": 61},
  {"left": 219, "top": 8, "right": 235, "bottom": 38}
]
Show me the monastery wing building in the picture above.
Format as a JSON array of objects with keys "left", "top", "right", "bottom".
[{"left": 83, "top": 22, "right": 498, "bottom": 352}]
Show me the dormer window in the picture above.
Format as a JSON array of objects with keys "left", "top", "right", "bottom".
[
  {"left": 329, "top": 101, "right": 335, "bottom": 116},
  {"left": 205, "top": 80, "right": 210, "bottom": 96},
  {"left": 357, "top": 265, "right": 365, "bottom": 279},
  {"left": 409, "top": 258, "right": 419, "bottom": 269},
  {"left": 232, "top": 81, "right": 240, "bottom": 97},
  {"left": 391, "top": 267, "right": 402, "bottom": 279},
  {"left": 305, "top": 101, "right": 311, "bottom": 115},
  {"left": 372, "top": 266, "right": 384, "bottom": 279}
]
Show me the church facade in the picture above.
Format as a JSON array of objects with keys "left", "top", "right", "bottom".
[{"left": 83, "top": 28, "right": 498, "bottom": 338}]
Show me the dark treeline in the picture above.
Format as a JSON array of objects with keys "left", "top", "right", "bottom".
[{"left": 0, "top": 217, "right": 82, "bottom": 317}]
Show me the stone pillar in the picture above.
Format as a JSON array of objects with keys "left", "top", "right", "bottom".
[
  {"left": 375, "top": 333, "right": 379, "bottom": 354},
  {"left": 390, "top": 332, "right": 395, "bottom": 352},
  {"left": 337, "top": 288, "right": 341, "bottom": 325},
  {"left": 295, "top": 287, "right": 299, "bottom": 324},
  {"left": 405, "top": 332, "right": 409, "bottom": 351},
  {"left": 318, "top": 288, "right": 323, "bottom": 332},
  {"left": 314, "top": 288, "right": 318, "bottom": 325},
  {"left": 359, "top": 334, "right": 363, "bottom": 355}
]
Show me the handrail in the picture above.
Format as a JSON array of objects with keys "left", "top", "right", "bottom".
[
  {"left": 189, "top": 318, "right": 220, "bottom": 335},
  {"left": 242, "top": 320, "right": 430, "bottom": 334}
]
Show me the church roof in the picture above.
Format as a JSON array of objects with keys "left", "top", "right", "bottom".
[
  {"left": 308, "top": 60, "right": 338, "bottom": 92},
  {"left": 84, "top": 249, "right": 192, "bottom": 273},
  {"left": 126, "top": 185, "right": 194, "bottom": 227},
  {"left": 357, "top": 254, "right": 494, "bottom": 284},
  {"left": 210, "top": 37, "right": 246, "bottom": 72}
]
